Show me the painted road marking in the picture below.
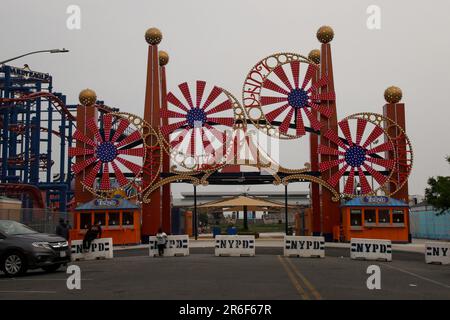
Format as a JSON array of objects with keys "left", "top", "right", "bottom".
[
  {"left": 381, "top": 263, "right": 450, "bottom": 289},
  {"left": 277, "top": 255, "right": 309, "bottom": 300},
  {"left": 284, "top": 257, "right": 322, "bottom": 300}
]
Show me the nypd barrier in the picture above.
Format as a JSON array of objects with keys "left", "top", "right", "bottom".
[
  {"left": 215, "top": 235, "right": 255, "bottom": 257},
  {"left": 425, "top": 242, "right": 450, "bottom": 265},
  {"left": 149, "top": 235, "right": 189, "bottom": 257},
  {"left": 350, "top": 238, "right": 392, "bottom": 261},
  {"left": 70, "top": 238, "right": 114, "bottom": 261},
  {"left": 284, "top": 236, "right": 325, "bottom": 258}
]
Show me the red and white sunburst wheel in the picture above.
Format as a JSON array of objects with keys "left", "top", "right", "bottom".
[
  {"left": 69, "top": 113, "right": 146, "bottom": 194},
  {"left": 318, "top": 118, "right": 396, "bottom": 197},
  {"left": 259, "top": 60, "right": 335, "bottom": 138},
  {"left": 160, "top": 81, "right": 236, "bottom": 169}
]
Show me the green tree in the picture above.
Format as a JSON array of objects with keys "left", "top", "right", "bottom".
[
  {"left": 425, "top": 156, "right": 450, "bottom": 215},
  {"left": 198, "top": 212, "right": 209, "bottom": 226}
]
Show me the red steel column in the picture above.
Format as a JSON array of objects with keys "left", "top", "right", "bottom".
[
  {"left": 75, "top": 89, "right": 98, "bottom": 205},
  {"left": 142, "top": 28, "right": 163, "bottom": 239},
  {"left": 308, "top": 50, "right": 322, "bottom": 236},
  {"left": 382, "top": 86, "right": 410, "bottom": 240},
  {"left": 159, "top": 51, "right": 172, "bottom": 233},
  {"left": 382, "top": 87, "right": 409, "bottom": 203},
  {"left": 317, "top": 26, "right": 340, "bottom": 241}
]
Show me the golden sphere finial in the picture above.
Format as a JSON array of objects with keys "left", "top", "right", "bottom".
[
  {"left": 317, "top": 26, "right": 334, "bottom": 44},
  {"left": 145, "top": 27, "right": 162, "bottom": 45},
  {"left": 79, "top": 88, "right": 97, "bottom": 106},
  {"left": 159, "top": 50, "right": 169, "bottom": 66},
  {"left": 384, "top": 86, "right": 403, "bottom": 104},
  {"left": 308, "top": 49, "right": 321, "bottom": 64}
]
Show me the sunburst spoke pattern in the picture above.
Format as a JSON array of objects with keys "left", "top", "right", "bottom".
[
  {"left": 116, "top": 156, "right": 142, "bottom": 175},
  {"left": 260, "top": 96, "right": 287, "bottom": 106},
  {"left": 167, "top": 92, "right": 189, "bottom": 113},
  {"left": 291, "top": 60, "right": 300, "bottom": 88},
  {"left": 366, "top": 142, "right": 393, "bottom": 154},
  {"left": 111, "top": 119, "right": 130, "bottom": 143},
  {"left": 344, "top": 167, "right": 356, "bottom": 194},
  {"left": 273, "top": 65, "right": 292, "bottom": 90},
  {"left": 100, "top": 163, "right": 110, "bottom": 190},
  {"left": 111, "top": 161, "right": 128, "bottom": 187},
  {"left": 103, "top": 114, "right": 112, "bottom": 142},
  {"left": 73, "top": 157, "right": 97, "bottom": 174},
  {"left": 202, "top": 86, "right": 222, "bottom": 111},
  {"left": 318, "top": 118, "right": 396, "bottom": 196},
  {"left": 87, "top": 118, "right": 103, "bottom": 142},
  {"left": 71, "top": 113, "right": 145, "bottom": 194},
  {"left": 73, "top": 130, "right": 96, "bottom": 147},
  {"left": 196, "top": 80, "right": 206, "bottom": 108},
  {"left": 84, "top": 161, "right": 102, "bottom": 188},
  {"left": 362, "top": 126, "right": 384, "bottom": 148},
  {"left": 162, "top": 81, "right": 234, "bottom": 162},
  {"left": 318, "top": 144, "right": 345, "bottom": 156},
  {"left": 116, "top": 130, "right": 142, "bottom": 148},
  {"left": 258, "top": 60, "right": 335, "bottom": 138},
  {"left": 68, "top": 147, "right": 95, "bottom": 157},
  {"left": 117, "top": 147, "right": 145, "bottom": 157}
]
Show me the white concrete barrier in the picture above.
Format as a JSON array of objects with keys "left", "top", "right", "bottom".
[
  {"left": 215, "top": 235, "right": 255, "bottom": 257},
  {"left": 284, "top": 236, "right": 325, "bottom": 258},
  {"left": 425, "top": 242, "right": 450, "bottom": 265},
  {"left": 149, "top": 235, "right": 189, "bottom": 257},
  {"left": 350, "top": 238, "right": 392, "bottom": 261},
  {"left": 70, "top": 238, "right": 113, "bottom": 261}
]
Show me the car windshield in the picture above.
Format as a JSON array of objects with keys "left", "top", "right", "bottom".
[{"left": 0, "top": 220, "right": 38, "bottom": 236}]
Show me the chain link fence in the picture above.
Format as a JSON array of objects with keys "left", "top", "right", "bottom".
[{"left": 0, "top": 208, "right": 73, "bottom": 234}]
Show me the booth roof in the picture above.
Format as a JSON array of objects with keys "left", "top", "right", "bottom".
[
  {"left": 75, "top": 198, "right": 140, "bottom": 211},
  {"left": 342, "top": 197, "right": 408, "bottom": 208}
]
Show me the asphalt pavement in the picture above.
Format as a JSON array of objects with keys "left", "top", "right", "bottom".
[{"left": 0, "top": 246, "right": 449, "bottom": 300}]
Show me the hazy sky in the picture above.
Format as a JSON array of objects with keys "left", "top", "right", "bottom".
[{"left": 1, "top": 0, "right": 450, "bottom": 197}]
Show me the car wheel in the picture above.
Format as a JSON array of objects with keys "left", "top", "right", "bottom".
[
  {"left": 2, "top": 252, "right": 27, "bottom": 276},
  {"left": 42, "top": 264, "right": 61, "bottom": 273}
]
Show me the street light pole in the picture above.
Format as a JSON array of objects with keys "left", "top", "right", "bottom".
[{"left": 0, "top": 48, "right": 69, "bottom": 65}]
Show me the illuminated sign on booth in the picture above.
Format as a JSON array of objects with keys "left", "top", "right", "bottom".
[
  {"left": 94, "top": 199, "right": 119, "bottom": 207},
  {"left": 362, "top": 196, "right": 389, "bottom": 204}
]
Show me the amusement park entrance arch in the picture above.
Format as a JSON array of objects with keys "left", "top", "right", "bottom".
[{"left": 69, "top": 26, "right": 413, "bottom": 242}]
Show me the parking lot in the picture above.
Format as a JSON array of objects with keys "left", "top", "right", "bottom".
[{"left": 0, "top": 246, "right": 449, "bottom": 300}]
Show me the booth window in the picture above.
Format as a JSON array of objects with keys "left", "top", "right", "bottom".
[
  {"left": 392, "top": 210, "right": 405, "bottom": 224},
  {"left": 80, "top": 213, "right": 92, "bottom": 229},
  {"left": 108, "top": 212, "right": 120, "bottom": 227},
  {"left": 378, "top": 209, "right": 390, "bottom": 224},
  {"left": 364, "top": 209, "right": 376, "bottom": 225},
  {"left": 350, "top": 209, "right": 362, "bottom": 227},
  {"left": 122, "top": 212, "right": 134, "bottom": 227},
  {"left": 94, "top": 212, "right": 106, "bottom": 226}
]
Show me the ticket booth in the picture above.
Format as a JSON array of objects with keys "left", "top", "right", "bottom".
[
  {"left": 341, "top": 196, "right": 409, "bottom": 243},
  {"left": 70, "top": 197, "right": 141, "bottom": 245}
]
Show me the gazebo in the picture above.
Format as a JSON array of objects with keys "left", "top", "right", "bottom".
[{"left": 194, "top": 195, "right": 293, "bottom": 236}]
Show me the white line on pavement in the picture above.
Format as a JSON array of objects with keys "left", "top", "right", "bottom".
[{"left": 381, "top": 263, "right": 450, "bottom": 289}]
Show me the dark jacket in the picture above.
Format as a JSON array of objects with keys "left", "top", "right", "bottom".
[
  {"left": 56, "top": 222, "right": 69, "bottom": 240},
  {"left": 84, "top": 224, "right": 102, "bottom": 241}
]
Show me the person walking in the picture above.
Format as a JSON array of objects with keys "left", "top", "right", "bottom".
[
  {"left": 83, "top": 223, "right": 102, "bottom": 252},
  {"left": 55, "top": 218, "right": 69, "bottom": 240},
  {"left": 156, "top": 228, "right": 168, "bottom": 257}
]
